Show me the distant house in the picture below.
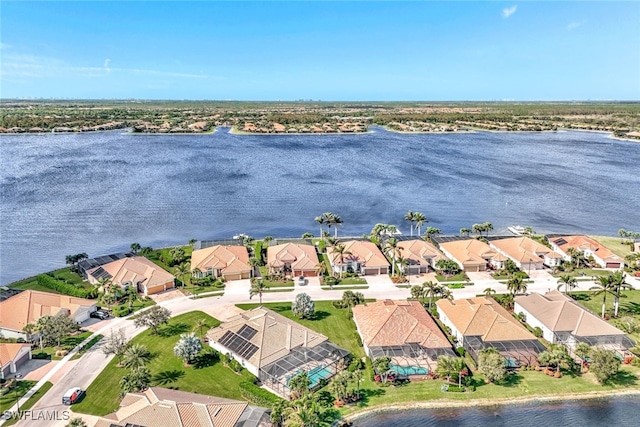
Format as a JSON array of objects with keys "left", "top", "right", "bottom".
[
  {"left": 0, "top": 290, "right": 96, "bottom": 339},
  {"left": 267, "top": 243, "right": 320, "bottom": 277},
  {"left": 515, "top": 291, "right": 634, "bottom": 354},
  {"left": 395, "top": 240, "right": 446, "bottom": 274},
  {"left": 353, "top": 300, "right": 454, "bottom": 377},
  {"left": 549, "top": 235, "right": 625, "bottom": 269},
  {"left": 0, "top": 343, "right": 32, "bottom": 380},
  {"left": 436, "top": 297, "right": 544, "bottom": 367},
  {"left": 94, "top": 387, "right": 270, "bottom": 427},
  {"left": 326, "top": 240, "right": 390, "bottom": 275},
  {"left": 208, "top": 307, "right": 350, "bottom": 398},
  {"left": 87, "top": 256, "right": 175, "bottom": 296},
  {"left": 438, "top": 239, "right": 507, "bottom": 272},
  {"left": 191, "top": 245, "right": 252, "bottom": 281},
  {"left": 77, "top": 252, "right": 134, "bottom": 280},
  {"left": 489, "top": 237, "right": 562, "bottom": 270}
]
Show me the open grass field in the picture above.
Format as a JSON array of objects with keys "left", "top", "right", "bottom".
[
  {"left": 0, "top": 382, "right": 53, "bottom": 427},
  {"left": 72, "top": 311, "right": 254, "bottom": 416},
  {"left": 591, "top": 236, "right": 633, "bottom": 258},
  {"left": 552, "top": 268, "right": 614, "bottom": 279}
]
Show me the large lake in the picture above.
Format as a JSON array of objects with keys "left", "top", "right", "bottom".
[
  {"left": 352, "top": 395, "right": 640, "bottom": 426},
  {"left": 1, "top": 128, "right": 639, "bottom": 284}
]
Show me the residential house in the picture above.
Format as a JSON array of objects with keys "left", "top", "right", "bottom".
[
  {"left": 87, "top": 256, "right": 175, "bottom": 296},
  {"left": 326, "top": 240, "right": 390, "bottom": 275},
  {"left": 489, "top": 237, "right": 563, "bottom": 271},
  {"left": 191, "top": 245, "right": 252, "bottom": 281},
  {"left": 77, "top": 252, "right": 133, "bottom": 280},
  {"left": 515, "top": 291, "right": 634, "bottom": 355},
  {"left": 0, "top": 290, "right": 96, "bottom": 340},
  {"left": 0, "top": 343, "right": 32, "bottom": 380},
  {"left": 208, "top": 307, "right": 350, "bottom": 398},
  {"left": 267, "top": 243, "right": 320, "bottom": 277},
  {"left": 549, "top": 235, "right": 625, "bottom": 269},
  {"left": 438, "top": 239, "right": 507, "bottom": 272},
  {"left": 353, "top": 300, "right": 454, "bottom": 377},
  {"left": 394, "top": 240, "right": 446, "bottom": 274},
  {"left": 436, "top": 297, "right": 544, "bottom": 367},
  {"left": 94, "top": 387, "right": 270, "bottom": 427}
]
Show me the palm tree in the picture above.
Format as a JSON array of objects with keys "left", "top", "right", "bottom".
[
  {"left": 314, "top": 215, "right": 326, "bottom": 239},
  {"left": 123, "top": 344, "right": 151, "bottom": 369},
  {"left": 507, "top": 275, "right": 527, "bottom": 296},
  {"left": 130, "top": 242, "right": 141, "bottom": 254},
  {"left": 404, "top": 211, "right": 415, "bottom": 236},
  {"left": 590, "top": 275, "right": 617, "bottom": 319},
  {"left": 174, "top": 262, "right": 190, "bottom": 288},
  {"left": 423, "top": 281, "right": 442, "bottom": 310},
  {"left": 332, "top": 244, "right": 352, "bottom": 279},
  {"left": 460, "top": 227, "right": 471, "bottom": 237},
  {"left": 396, "top": 256, "right": 409, "bottom": 280},
  {"left": 193, "top": 318, "right": 208, "bottom": 339},
  {"left": 484, "top": 287, "right": 496, "bottom": 297},
  {"left": 440, "top": 288, "right": 454, "bottom": 301},
  {"left": 249, "top": 279, "right": 267, "bottom": 304},
  {"left": 610, "top": 271, "right": 632, "bottom": 317},
  {"left": 483, "top": 222, "right": 494, "bottom": 236},
  {"left": 263, "top": 236, "right": 274, "bottom": 247},
  {"left": 66, "top": 418, "right": 88, "bottom": 427},
  {"left": 424, "top": 227, "right": 441, "bottom": 241},
  {"left": 331, "top": 214, "right": 343, "bottom": 237},
  {"left": 414, "top": 212, "right": 427, "bottom": 236},
  {"left": 314, "top": 262, "right": 328, "bottom": 277},
  {"left": 557, "top": 274, "right": 577, "bottom": 294},
  {"left": 385, "top": 237, "right": 400, "bottom": 276},
  {"left": 472, "top": 223, "right": 483, "bottom": 237}
]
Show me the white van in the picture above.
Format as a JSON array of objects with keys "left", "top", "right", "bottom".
[{"left": 62, "top": 387, "right": 84, "bottom": 405}]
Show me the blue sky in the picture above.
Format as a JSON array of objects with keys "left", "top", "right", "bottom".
[{"left": 1, "top": 1, "right": 639, "bottom": 100}]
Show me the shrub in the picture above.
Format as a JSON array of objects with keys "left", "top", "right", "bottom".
[
  {"left": 348, "top": 359, "right": 365, "bottom": 372},
  {"left": 533, "top": 327, "right": 543, "bottom": 338},
  {"left": 239, "top": 381, "right": 283, "bottom": 406},
  {"left": 229, "top": 359, "right": 243, "bottom": 373},
  {"left": 456, "top": 347, "right": 466, "bottom": 357},
  {"left": 446, "top": 385, "right": 466, "bottom": 392},
  {"left": 36, "top": 275, "right": 91, "bottom": 298}
]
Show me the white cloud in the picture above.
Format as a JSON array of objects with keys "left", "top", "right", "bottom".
[
  {"left": 502, "top": 6, "right": 517, "bottom": 19},
  {"left": 567, "top": 21, "right": 584, "bottom": 31},
  {"left": 103, "top": 58, "right": 111, "bottom": 73}
]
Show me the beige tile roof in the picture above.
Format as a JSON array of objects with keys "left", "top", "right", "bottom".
[
  {"left": 439, "top": 239, "right": 497, "bottom": 267},
  {"left": 396, "top": 240, "right": 446, "bottom": 267},
  {"left": 0, "top": 343, "right": 31, "bottom": 367},
  {"left": 0, "top": 290, "right": 95, "bottom": 333},
  {"left": 88, "top": 256, "right": 174, "bottom": 289},
  {"left": 326, "top": 240, "right": 389, "bottom": 268},
  {"left": 436, "top": 297, "right": 536, "bottom": 342},
  {"left": 96, "top": 387, "right": 250, "bottom": 427},
  {"left": 515, "top": 291, "right": 628, "bottom": 337},
  {"left": 267, "top": 243, "right": 320, "bottom": 271},
  {"left": 191, "top": 245, "right": 251, "bottom": 275},
  {"left": 490, "top": 237, "right": 562, "bottom": 264},
  {"left": 550, "top": 235, "right": 623, "bottom": 264},
  {"left": 208, "top": 307, "right": 327, "bottom": 368},
  {"left": 353, "top": 300, "right": 451, "bottom": 349}
]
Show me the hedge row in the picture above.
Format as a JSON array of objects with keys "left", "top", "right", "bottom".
[
  {"left": 239, "top": 381, "right": 283, "bottom": 406},
  {"left": 37, "top": 274, "right": 92, "bottom": 298}
]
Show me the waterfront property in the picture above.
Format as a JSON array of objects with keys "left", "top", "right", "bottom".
[
  {"left": 77, "top": 252, "right": 134, "bottom": 280},
  {"left": 549, "top": 235, "right": 625, "bottom": 269},
  {"left": 395, "top": 240, "right": 446, "bottom": 274},
  {"left": 87, "top": 256, "right": 175, "bottom": 296},
  {"left": 267, "top": 243, "right": 320, "bottom": 277},
  {"left": 0, "top": 290, "right": 96, "bottom": 340},
  {"left": 326, "top": 240, "right": 390, "bottom": 276},
  {"left": 489, "top": 237, "right": 563, "bottom": 270},
  {"left": 438, "top": 239, "right": 507, "bottom": 272},
  {"left": 352, "top": 300, "right": 454, "bottom": 377},
  {"left": 191, "top": 245, "right": 252, "bottom": 281},
  {"left": 0, "top": 343, "right": 32, "bottom": 380},
  {"left": 515, "top": 291, "right": 634, "bottom": 356},
  {"left": 436, "top": 297, "right": 545, "bottom": 367},
  {"left": 207, "top": 307, "right": 350, "bottom": 398},
  {"left": 93, "top": 387, "right": 270, "bottom": 427}
]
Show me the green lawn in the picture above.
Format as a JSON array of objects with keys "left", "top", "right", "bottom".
[
  {"left": 145, "top": 245, "right": 193, "bottom": 272},
  {"left": 338, "top": 277, "right": 368, "bottom": 285},
  {"left": 33, "top": 331, "right": 93, "bottom": 360},
  {"left": 8, "top": 267, "right": 86, "bottom": 293},
  {"left": 571, "top": 290, "right": 640, "bottom": 343},
  {"left": 0, "top": 380, "right": 37, "bottom": 412},
  {"left": 436, "top": 272, "right": 469, "bottom": 283},
  {"left": 591, "top": 236, "right": 632, "bottom": 258},
  {"left": 552, "top": 268, "right": 614, "bottom": 279},
  {"left": 1, "top": 382, "right": 53, "bottom": 427},
  {"left": 73, "top": 311, "right": 254, "bottom": 416},
  {"left": 236, "top": 301, "right": 365, "bottom": 358}
]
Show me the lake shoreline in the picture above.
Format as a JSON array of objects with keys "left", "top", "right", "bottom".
[{"left": 341, "top": 388, "right": 640, "bottom": 424}]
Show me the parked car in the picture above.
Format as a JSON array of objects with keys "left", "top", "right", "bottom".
[
  {"left": 297, "top": 276, "right": 306, "bottom": 286},
  {"left": 90, "top": 310, "right": 109, "bottom": 320},
  {"left": 62, "top": 387, "right": 85, "bottom": 405}
]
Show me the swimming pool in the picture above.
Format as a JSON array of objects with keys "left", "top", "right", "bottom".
[
  {"left": 390, "top": 364, "right": 428, "bottom": 376},
  {"left": 287, "top": 365, "right": 333, "bottom": 388}
]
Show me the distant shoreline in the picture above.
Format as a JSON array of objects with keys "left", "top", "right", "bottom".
[{"left": 341, "top": 388, "right": 640, "bottom": 424}]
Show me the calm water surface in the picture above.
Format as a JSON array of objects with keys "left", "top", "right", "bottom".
[
  {"left": 1, "top": 128, "right": 639, "bottom": 284},
  {"left": 353, "top": 395, "right": 640, "bottom": 426}
]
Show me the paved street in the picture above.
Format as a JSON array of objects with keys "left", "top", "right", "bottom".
[{"left": 8, "top": 270, "right": 640, "bottom": 426}]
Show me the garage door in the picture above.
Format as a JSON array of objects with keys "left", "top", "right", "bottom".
[
  {"left": 14, "top": 350, "right": 30, "bottom": 368},
  {"left": 225, "top": 273, "right": 242, "bottom": 281},
  {"left": 363, "top": 268, "right": 378, "bottom": 275},
  {"left": 606, "top": 263, "right": 621, "bottom": 269}
]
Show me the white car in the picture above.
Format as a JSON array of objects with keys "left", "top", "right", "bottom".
[{"left": 297, "top": 276, "right": 306, "bottom": 286}]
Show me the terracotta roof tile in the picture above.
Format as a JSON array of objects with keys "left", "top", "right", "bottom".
[
  {"left": 267, "top": 243, "right": 320, "bottom": 272},
  {"left": 327, "top": 240, "right": 389, "bottom": 268},
  {"left": 0, "top": 343, "right": 31, "bottom": 367},
  {"left": 191, "top": 246, "right": 251, "bottom": 276}
]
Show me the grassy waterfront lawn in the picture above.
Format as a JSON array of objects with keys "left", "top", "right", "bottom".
[
  {"left": 590, "top": 236, "right": 633, "bottom": 258},
  {"left": 73, "top": 311, "right": 254, "bottom": 416},
  {"left": 8, "top": 267, "right": 86, "bottom": 293},
  {"left": 572, "top": 290, "right": 640, "bottom": 343}
]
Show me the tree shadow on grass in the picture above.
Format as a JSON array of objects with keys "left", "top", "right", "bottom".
[
  {"left": 606, "top": 370, "right": 637, "bottom": 386},
  {"left": 356, "top": 387, "right": 386, "bottom": 406},
  {"left": 619, "top": 302, "right": 640, "bottom": 316},
  {"left": 152, "top": 369, "right": 186, "bottom": 386},
  {"left": 193, "top": 350, "right": 220, "bottom": 369},
  {"left": 157, "top": 322, "right": 190, "bottom": 337},
  {"left": 266, "top": 304, "right": 291, "bottom": 313},
  {"left": 571, "top": 293, "right": 592, "bottom": 302},
  {"left": 311, "top": 311, "right": 330, "bottom": 321},
  {"left": 497, "top": 372, "right": 522, "bottom": 387}
]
